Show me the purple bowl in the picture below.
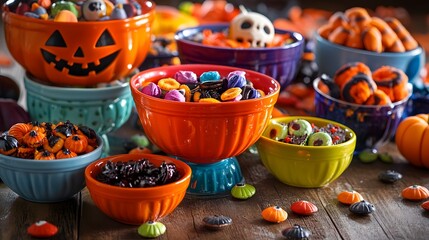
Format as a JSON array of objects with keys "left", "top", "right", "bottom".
[
  {"left": 175, "top": 24, "right": 304, "bottom": 90},
  {"left": 313, "top": 78, "right": 412, "bottom": 152}
]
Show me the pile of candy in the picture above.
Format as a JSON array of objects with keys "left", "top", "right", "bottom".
[
  {"left": 321, "top": 61, "right": 409, "bottom": 105},
  {"left": 139, "top": 70, "right": 265, "bottom": 102},
  {"left": 318, "top": 7, "right": 418, "bottom": 52},
  {"left": 96, "top": 158, "right": 181, "bottom": 188},
  {"left": 265, "top": 119, "right": 351, "bottom": 146},
  {"left": 196, "top": 29, "right": 295, "bottom": 48},
  {"left": 0, "top": 121, "right": 99, "bottom": 160},
  {"left": 5, "top": 0, "right": 146, "bottom": 22}
]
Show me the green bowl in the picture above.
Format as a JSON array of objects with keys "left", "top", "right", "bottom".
[
  {"left": 23, "top": 73, "right": 133, "bottom": 136},
  {"left": 256, "top": 116, "right": 356, "bottom": 188}
]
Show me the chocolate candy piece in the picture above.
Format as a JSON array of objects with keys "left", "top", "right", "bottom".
[
  {"left": 378, "top": 170, "right": 402, "bottom": 183},
  {"left": 203, "top": 215, "right": 232, "bottom": 229},
  {"left": 282, "top": 224, "right": 311, "bottom": 239},
  {"left": 349, "top": 200, "right": 376, "bottom": 215},
  {"left": 308, "top": 132, "right": 333, "bottom": 146}
]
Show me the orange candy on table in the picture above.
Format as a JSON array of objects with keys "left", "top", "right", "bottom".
[
  {"left": 401, "top": 185, "right": 429, "bottom": 201},
  {"left": 261, "top": 206, "right": 288, "bottom": 223},
  {"left": 337, "top": 190, "right": 364, "bottom": 205}
]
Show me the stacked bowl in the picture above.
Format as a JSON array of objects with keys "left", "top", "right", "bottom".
[
  {"left": 312, "top": 8, "right": 425, "bottom": 152},
  {"left": 2, "top": 0, "right": 156, "bottom": 151}
]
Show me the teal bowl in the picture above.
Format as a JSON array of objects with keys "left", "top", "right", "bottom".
[
  {"left": 23, "top": 73, "right": 133, "bottom": 136},
  {"left": 0, "top": 136, "right": 103, "bottom": 203}
]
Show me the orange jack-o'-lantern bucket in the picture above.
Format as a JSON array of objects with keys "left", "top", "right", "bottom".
[{"left": 2, "top": 0, "right": 155, "bottom": 87}]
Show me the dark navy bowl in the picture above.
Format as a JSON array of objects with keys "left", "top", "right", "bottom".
[
  {"left": 406, "top": 88, "right": 429, "bottom": 116},
  {"left": 313, "top": 78, "right": 412, "bottom": 152},
  {"left": 175, "top": 24, "right": 304, "bottom": 90}
]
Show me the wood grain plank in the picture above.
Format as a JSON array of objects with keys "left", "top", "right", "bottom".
[{"left": 0, "top": 187, "right": 80, "bottom": 240}]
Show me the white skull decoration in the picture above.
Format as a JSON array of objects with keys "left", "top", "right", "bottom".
[{"left": 229, "top": 10, "right": 275, "bottom": 48}]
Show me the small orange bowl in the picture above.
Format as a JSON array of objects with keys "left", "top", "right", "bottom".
[
  {"left": 84, "top": 153, "right": 191, "bottom": 225},
  {"left": 130, "top": 64, "right": 280, "bottom": 164},
  {"left": 2, "top": 1, "right": 155, "bottom": 87}
]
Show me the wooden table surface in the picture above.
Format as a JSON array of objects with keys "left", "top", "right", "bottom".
[{"left": 1, "top": 132, "right": 429, "bottom": 240}]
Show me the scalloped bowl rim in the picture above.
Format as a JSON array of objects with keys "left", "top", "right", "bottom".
[
  {"left": 85, "top": 153, "right": 192, "bottom": 193},
  {"left": 130, "top": 64, "right": 281, "bottom": 106},
  {"left": 259, "top": 116, "right": 357, "bottom": 151},
  {"left": 174, "top": 23, "right": 304, "bottom": 52},
  {"left": 313, "top": 78, "right": 413, "bottom": 109}
]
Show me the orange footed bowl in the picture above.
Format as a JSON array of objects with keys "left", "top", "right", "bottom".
[
  {"left": 2, "top": 0, "right": 155, "bottom": 87},
  {"left": 85, "top": 153, "right": 191, "bottom": 225},
  {"left": 130, "top": 64, "right": 280, "bottom": 196}
]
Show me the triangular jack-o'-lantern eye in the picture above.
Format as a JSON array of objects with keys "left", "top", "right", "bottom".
[
  {"left": 96, "top": 29, "right": 115, "bottom": 47},
  {"left": 45, "top": 30, "right": 67, "bottom": 47}
]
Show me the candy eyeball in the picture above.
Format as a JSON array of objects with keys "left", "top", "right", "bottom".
[
  {"left": 287, "top": 119, "right": 313, "bottom": 137},
  {"left": 264, "top": 121, "right": 288, "bottom": 141},
  {"left": 308, "top": 131, "right": 333, "bottom": 146}
]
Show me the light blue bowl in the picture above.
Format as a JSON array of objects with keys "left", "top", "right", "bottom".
[
  {"left": 314, "top": 33, "right": 425, "bottom": 84},
  {"left": 0, "top": 136, "right": 103, "bottom": 203},
  {"left": 24, "top": 73, "right": 133, "bottom": 136}
]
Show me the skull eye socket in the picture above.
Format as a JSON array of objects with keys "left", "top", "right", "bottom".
[
  {"left": 45, "top": 30, "right": 67, "bottom": 47},
  {"left": 263, "top": 26, "right": 272, "bottom": 35},
  {"left": 96, "top": 29, "right": 115, "bottom": 47},
  {"left": 240, "top": 21, "right": 252, "bottom": 29}
]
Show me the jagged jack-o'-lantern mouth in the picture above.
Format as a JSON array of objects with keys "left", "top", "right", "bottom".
[{"left": 40, "top": 29, "right": 120, "bottom": 77}]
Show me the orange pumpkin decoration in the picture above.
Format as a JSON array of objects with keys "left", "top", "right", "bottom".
[
  {"left": 64, "top": 134, "right": 88, "bottom": 154},
  {"left": 22, "top": 127, "right": 46, "bottom": 148},
  {"left": 16, "top": 146, "right": 35, "bottom": 159},
  {"left": 56, "top": 148, "right": 78, "bottom": 159},
  {"left": 8, "top": 122, "right": 32, "bottom": 143},
  {"left": 35, "top": 150, "right": 56, "bottom": 160},
  {"left": 43, "top": 135, "right": 65, "bottom": 153},
  {"left": 395, "top": 114, "right": 429, "bottom": 168},
  {"left": 261, "top": 206, "right": 288, "bottom": 223},
  {"left": 401, "top": 185, "right": 429, "bottom": 201},
  {"left": 337, "top": 190, "right": 364, "bottom": 205}
]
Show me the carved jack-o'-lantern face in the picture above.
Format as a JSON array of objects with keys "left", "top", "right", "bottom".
[{"left": 41, "top": 29, "right": 120, "bottom": 77}]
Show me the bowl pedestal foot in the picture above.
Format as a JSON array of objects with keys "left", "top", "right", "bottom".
[{"left": 177, "top": 157, "right": 244, "bottom": 198}]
